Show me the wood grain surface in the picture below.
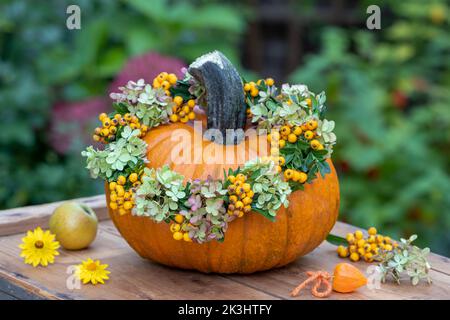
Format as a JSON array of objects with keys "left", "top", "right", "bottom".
[{"left": 0, "top": 196, "right": 449, "bottom": 300}]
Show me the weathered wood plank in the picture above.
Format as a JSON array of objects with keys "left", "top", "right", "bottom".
[
  {"left": 0, "top": 276, "right": 45, "bottom": 300},
  {"left": 0, "top": 195, "right": 108, "bottom": 237},
  {"left": 0, "top": 222, "right": 280, "bottom": 300},
  {"left": 0, "top": 196, "right": 449, "bottom": 300}
]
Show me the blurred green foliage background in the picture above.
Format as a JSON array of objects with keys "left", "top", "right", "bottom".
[{"left": 0, "top": 0, "right": 449, "bottom": 255}]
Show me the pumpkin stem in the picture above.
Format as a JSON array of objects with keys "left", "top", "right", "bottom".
[{"left": 188, "top": 51, "right": 246, "bottom": 145}]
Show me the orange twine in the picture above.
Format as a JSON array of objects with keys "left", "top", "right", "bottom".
[{"left": 290, "top": 271, "right": 332, "bottom": 298}]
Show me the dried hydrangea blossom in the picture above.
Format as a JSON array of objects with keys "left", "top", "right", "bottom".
[{"left": 182, "top": 177, "right": 230, "bottom": 243}]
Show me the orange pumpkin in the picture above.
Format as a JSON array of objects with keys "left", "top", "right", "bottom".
[
  {"left": 106, "top": 122, "right": 339, "bottom": 274},
  {"left": 106, "top": 52, "right": 340, "bottom": 273}
]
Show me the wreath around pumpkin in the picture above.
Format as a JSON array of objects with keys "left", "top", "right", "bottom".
[{"left": 82, "top": 51, "right": 337, "bottom": 244}]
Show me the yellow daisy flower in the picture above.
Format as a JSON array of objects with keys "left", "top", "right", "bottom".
[
  {"left": 76, "top": 258, "right": 110, "bottom": 285},
  {"left": 19, "top": 227, "right": 60, "bottom": 267}
]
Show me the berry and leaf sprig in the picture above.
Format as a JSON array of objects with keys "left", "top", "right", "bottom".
[
  {"left": 376, "top": 234, "right": 431, "bottom": 285},
  {"left": 244, "top": 79, "right": 336, "bottom": 188}
]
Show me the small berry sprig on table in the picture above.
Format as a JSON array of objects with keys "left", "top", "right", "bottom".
[{"left": 336, "top": 227, "right": 398, "bottom": 262}]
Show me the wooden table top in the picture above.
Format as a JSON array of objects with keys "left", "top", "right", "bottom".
[{"left": 0, "top": 195, "right": 449, "bottom": 300}]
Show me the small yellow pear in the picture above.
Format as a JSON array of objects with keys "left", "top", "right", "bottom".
[{"left": 49, "top": 202, "right": 98, "bottom": 250}]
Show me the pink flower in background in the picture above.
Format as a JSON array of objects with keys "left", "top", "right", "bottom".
[
  {"left": 49, "top": 98, "right": 108, "bottom": 154},
  {"left": 50, "top": 52, "right": 186, "bottom": 154},
  {"left": 109, "top": 52, "right": 186, "bottom": 94}
]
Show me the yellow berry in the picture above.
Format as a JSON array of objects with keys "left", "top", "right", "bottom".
[
  {"left": 229, "top": 195, "right": 238, "bottom": 204},
  {"left": 354, "top": 230, "right": 364, "bottom": 240},
  {"left": 280, "top": 126, "right": 291, "bottom": 136},
  {"left": 183, "top": 233, "right": 192, "bottom": 242},
  {"left": 118, "top": 208, "right": 127, "bottom": 215},
  {"left": 304, "top": 130, "right": 314, "bottom": 140},
  {"left": 170, "top": 223, "right": 181, "bottom": 233},
  {"left": 250, "top": 88, "right": 259, "bottom": 97},
  {"left": 174, "top": 214, "right": 184, "bottom": 224},
  {"left": 368, "top": 227, "right": 377, "bottom": 236},
  {"left": 385, "top": 244, "right": 393, "bottom": 251},
  {"left": 266, "top": 78, "right": 274, "bottom": 86},
  {"left": 117, "top": 175, "right": 126, "bottom": 185},
  {"left": 236, "top": 173, "right": 246, "bottom": 182},
  {"left": 170, "top": 114, "right": 179, "bottom": 123},
  {"left": 188, "top": 111, "right": 196, "bottom": 120},
  {"left": 173, "top": 96, "right": 183, "bottom": 106},
  {"left": 110, "top": 193, "right": 118, "bottom": 202},
  {"left": 243, "top": 83, "right": 251, "bottom": 91},
  {"left": 101, "top": 128, "right": 110, "bottom": 137},
  {"left": 287, "top": 133, "right": 297, "bottom": 143},
  {"left": 99, "top": 113, "right": 108, "bottom": 121},
  {"left": 357, "top": 247, "right": 365, "bottom": 256},
  {"left": 346, "top": 233, "right": 355, "bottom": 244},
  {"left": 350, "top": 252, "right": 360, "bottom": 262},
  {"left": 364, "top": 252, "right": 373, "bottom": 262},
  {"left": 123, "top": 201, "right": 133, "bottom": 210},
  {"left": 305, "top": 98, "right": 312, "bottom": 107},
  {"left": 235, "top": 201, "right": 244, "bottom": 210},
  {"left": 153, "top": 78, "right": 161, "bottom": 88},
  {"left": 306, "top": 120, "right": 318, "bottom": 130},
  {"left": 109, "top": 181, "right": 117, "bottom": 191},
  {"left": 278, "top": 139, "right": 286, "bottom": 148},
  {"left": 357, "top": 239, "right": 366, "bottom": 248},
  {"left": 167, "top": 73, "right": 177, "bottom": 85},
  {"left": 349, "top": 245, "right": 357, "bottom": 253},
  {"left": 291, "top": 171, "right": 301, "bottom": 182},
  {"left": 161, "top": 80, "right": 170, "bottom": 90},
  {"left": 129, "top": 173, "right": 138, "bottom": 183},
  {"left": 242, "top": 183, "right": 251, "bottom": 192},
  {"left": 310, "top": 139, "right": 321, "bottom": 150},
  {"left": 298, "top": 172, "right": 308, "bottom": 183},
  {"left": 293, "top": 126, "right": 302, "bottom": 136},
  {"left": 180, "top": 116, "right": 189, "bottom": 123},
  {"left": 338, "top": 246, "right": 349, "bottom": 258},
  {"left": 384, "top": 236, "right": 392, "bottom": 244},
  {"left": 284, "top": 169, "right": 294, "bottom": 180},
  {"left": 109, "top": 202, "right": 118, "bottom": 210},
  {"left": 278, "top": 156, "right": 285, "bottom": 166},
  {"left": 376, "top": 235, "right": 384, "bottom": 243},
  {"left": 173, "top": 231, "right": 183, "bottom": 241},
  {"left": 116, "top": 186, "right": 125, "bottom": 197},
  {"left": 242, "top": 197, "right": 252, "bottom": 205}
]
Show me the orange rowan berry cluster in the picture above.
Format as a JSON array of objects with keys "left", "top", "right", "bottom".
[
  {"left": 170, "top": 214, "right": 192, "bottom": 242},
  {"left": 226, "top": 173, "right": 254, "bottom": 218},
  {"left": 243, "top": 78, "right": 275, "bottom": 98},
  {"left": 93, "top": 113, "right": 148, "bottom": 143},
  {"left": 337, "top": 227, "right": 398, "bottom": 262},
  {"left": 266, "top": 119, "right": 323, "bottom": 153},
  {"left": 152, "top": 72, "right": 178, "bottom": 96},
  {"left": 108, "top": 173, "right": 141, "bottom": 215},
  {"left": 283, "top": 168, "right": 308, "bottom": 184},
  {"left": 169, "top": 96, "right": 196, "bottom": 123}
]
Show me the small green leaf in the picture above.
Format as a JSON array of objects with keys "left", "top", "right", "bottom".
[{"left": 326, "top": 234, "right": 347, "bottom": 246}]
